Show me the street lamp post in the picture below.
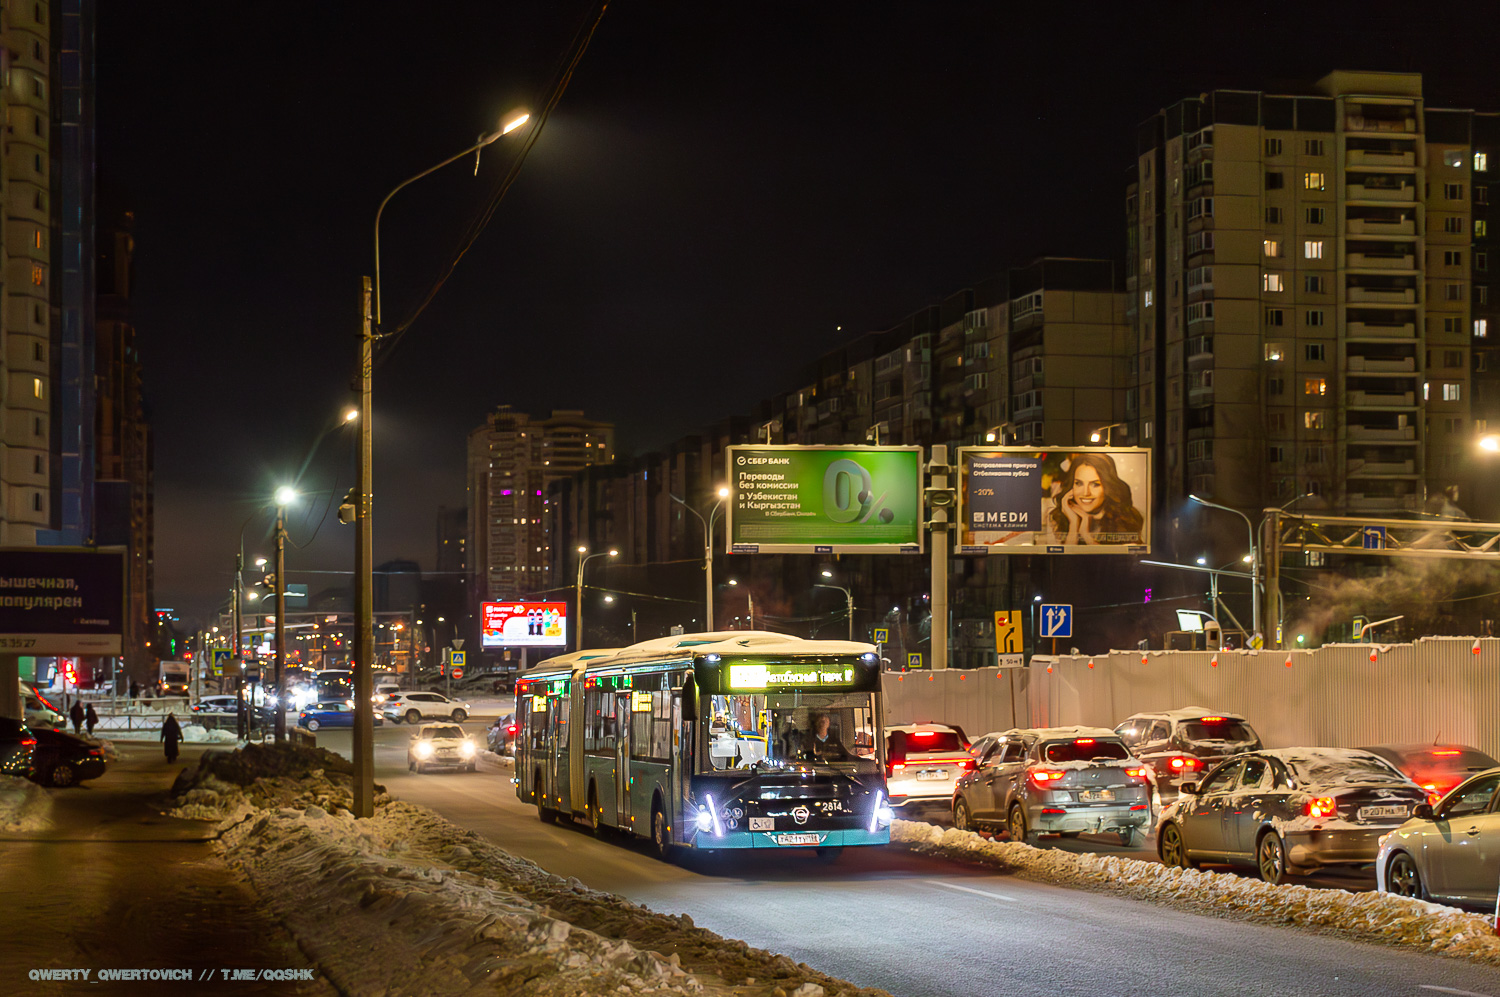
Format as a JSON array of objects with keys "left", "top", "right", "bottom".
[
  {"left": 1089, "top": 423, "right": 1128, "bottom": 446},
  {"left": 670, "top": 487, "right": 729, "bottom": 631},
  {"left": 815, "top": 570, "right": 855, "bottom": 641},
  {"left": 272, "top": 485, "right": 297, "bottom": 743},
  {"left": 1188, "top": 494, "right": 1259, "bottom": 645},
  {"left": 574, "top": 547, "right": 618, "bottom": 651},
  {"left": 352, "top": 110, "right": 531, "bottom": 819}
]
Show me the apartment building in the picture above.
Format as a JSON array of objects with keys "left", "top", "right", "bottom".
[
  {"left": 1129, "top": 71, "right": 1499, "bottom": 520},
  {"left": 466, "top": 406, "right": 614, "bottom": 602}
]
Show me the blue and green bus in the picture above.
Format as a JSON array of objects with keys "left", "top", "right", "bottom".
[{"left": 515, "top": 631, "right": 892, "bottom": 859}]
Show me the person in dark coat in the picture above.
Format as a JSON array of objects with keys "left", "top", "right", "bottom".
[
  {"left": 161, "top": 713, "right": 183, "bottom": 763},
  {"left": 128, "top": 679, "right": 140, "bottom": 701},
  {"left": 84, "top": 703, "right": 98, "bottom": 736},
  {"left": 69, "top": 700, "right": 85, "bottom": 735}
]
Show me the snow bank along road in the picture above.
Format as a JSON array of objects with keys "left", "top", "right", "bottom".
[{"left": 328, "top": 724, "right": 1500, "bottom": 997}]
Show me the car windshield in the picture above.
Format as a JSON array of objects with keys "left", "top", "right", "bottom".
[
  {"left": 1043, "top": 739, "right": 1130, "bottom": 762},
  {"left": 703, "top": 690, "right": 879, "bottom": 773},
  {"left": 423, "top": 726, "right": 463, "bottom": 739},
  {"left": 1283, "top": 750, "right": 1410, "bottom": 787},
  {"left": 1181, "top": 720, "right": 1256, "bottom": 742},
  {"left": 892, "top": 730, "right": 965, "bottom": 754}
]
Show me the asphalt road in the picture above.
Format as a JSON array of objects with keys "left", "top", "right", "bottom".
[{"left": 309, "top": 722, "right": 1500, "bottom": 997}]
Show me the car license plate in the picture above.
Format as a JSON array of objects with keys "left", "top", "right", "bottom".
[
  {"left": 916, "top": 769, "right": 950, "bottom": 781},
  {"left": 774, "top": 833, "right": 822, "bottom": 846},
  {"left": 1081, "top": 789, "right": 1115, "bottom": 802},
  {"left": 1358, "top": 804, "right": 1408, "bottom": 820},
  {"left": 749, "top": 817, "right": 774, "bottom": 831}
]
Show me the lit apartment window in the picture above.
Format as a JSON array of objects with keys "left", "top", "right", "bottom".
[
  {"left": 1445, "top": 183, "right": 1465, "bottom": 199},
  {"left": 1306, "top": 206, "right": 1325, "bottom": 224},
  {"left": 1265, "top": 138, "right": 1283, "bottom": 156},
  {"left": 1143, "top": 290, "right": 1153, "bottom": 308},
  {"left": 1423, "top": 381, "right": 1430, "bottom": 400},
  {"left": 1444, "top": 250, "right": 1463, "bottom": 266},
  {"left": 1265, "top": 343, "right": 1286, "bottom": 361},
  {"left": 31, "top": 265, "right": 42, "bottom": 286},
  {"left": 1304, "top": 411, "right": 1326, "bottom": 429},
  {"left": 1478, "top": 319, "right": 1490, "bottom": 338},
  {"left": 1304, "top": 378, "right": 1327, "bottom": 396},
  {"left": 33, "top": 230, "right": 41, "bottom": 249},
  {"left": 1304, "top": 172, "right": 1326, "bottom": 191},
  {"left": 1304, "top": 240, "right": 1324, "bottom": 259},
  {"left": 1306, "top": 343, "right": 1326, "bottom": 360},
  {"left": 1306, "top": 310, "right": 1325, "bottom": 327},
  {"left": 1305, "top": 274, "right": 1324, "bottom": 293},
  {"left": 1304, "top": 139, "right": 1325, "bottom": 156},
  {"left": 1443, "top": 383, "right": 1462, "bottom": 401},
  {"left": 1263, "top": 273, "right": 1284, "bottom": 292},
  {"left": 1478, "top": 152, "right": 1490, "bottom": 172},
  {"left": 32, "top": 378, "right": 42, "bottom": 399},
  {"left": 1264, "top": 239, "right": 1282, "bottom": 257}
]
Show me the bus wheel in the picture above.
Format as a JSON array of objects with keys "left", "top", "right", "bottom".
[
  {"left": 651, "top": 801, "right": 674, "bottom": 862},
  {"left": 588, "top": 785, "right": 607, "bottom": 838}
]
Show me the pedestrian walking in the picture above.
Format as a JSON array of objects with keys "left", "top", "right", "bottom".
[
  {"left": 161, "top": 712, "right": 182, "bottom": 764},
  {"left": 84, "top": 703, "right": 98, "bottom": 737},
  {"left": 69, "top": 700, "right": 85, "bottom": 735},
  {"left": 128, "top": 678, "right": 139, "bottom": 701}
]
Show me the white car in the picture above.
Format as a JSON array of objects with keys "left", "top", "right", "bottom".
[
  {"left": 885, "top": 722, "right": 973, "bottom": 811},
  {"left": 192, "top": 695, "right": 240, "bottom": 715},
  {"left": 408, "top": 723, "right": 477, "bottom": 773},
  {"left": 382, "top": 691, "right": 471, "bottom": 724}
]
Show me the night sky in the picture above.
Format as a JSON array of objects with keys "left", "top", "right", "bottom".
[{"left": 97, "top": 3, "right": 1499, "bottom": 623}]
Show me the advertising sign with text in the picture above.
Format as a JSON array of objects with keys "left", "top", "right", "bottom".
[
  {"left": 725, "top": 446, "right": 923, "bottom": 554},
  {"left": 0, "top": 548, "right": 124, "bottom": 655},
  {"left": 956, "top": 447, "right": 1151, "bottom": 554},
  {"left": 481, "top": 601, "right": 568, "bottom": 648}
]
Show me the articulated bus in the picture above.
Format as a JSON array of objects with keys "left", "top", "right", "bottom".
[{"left": 515, "top": 631, "right": 892, "bottom": 859}]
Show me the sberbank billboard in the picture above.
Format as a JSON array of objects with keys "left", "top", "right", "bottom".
[{"left": 725, "top": 446, "right": 924, "bottom": 554}]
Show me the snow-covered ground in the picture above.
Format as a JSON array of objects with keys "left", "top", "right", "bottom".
[
  {"left": 169, "top": 744, "right": 884, "bottom": 997},
  {"left": 0, "top": 774, "right": 52, "bottom": 832},
  {"left": 890, "top": 820, "right": 1500, "bottom": 965}
]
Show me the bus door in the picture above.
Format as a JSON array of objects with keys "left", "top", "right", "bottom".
[
  {"left": 615, "top": 690, "right": 632, "bottom": 826},
  {"left": 669, "top": 691, "right": 684, "bottom": 834},
  {"left": 549, "top": 695, "right": 571, "bottom": 812}
]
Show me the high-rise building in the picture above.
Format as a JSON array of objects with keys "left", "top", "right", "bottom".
[
  {"left": 467, "top": 407, "right": 614, "bottom": 601},
  {"left": 1128, "top": 71, "right": 1499, "bottom": 520}
]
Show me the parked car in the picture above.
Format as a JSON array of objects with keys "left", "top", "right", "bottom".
[
  {"left": 486, "top": 714, "right": 518, "bottom": 755},
  {"left": 1114, "top": 708, "right": 1261, "bottom": 802},
  {"left": 372, "top": 682, "right": 401, "bottom": 705},
  {"left": 0, "top": 717, "right": 36, "bottom": 778},
  {"left": 382, "top": 691, "right": 471, "bottom": 724},
  {"left": 1156, "top": 747, "right": 1426, "bottom": 884},
  {"left": 954, "top": 726, "right": 1152, "bottom": 845},
  {"left": 885, "top": 723, "right": 972, "bottom": 811},
  {"left": 1377, "top": 767, "right": 1500, "bottom": 907},
  {"left": 408, "top": 723, "right": 477, "bottom": 773},
  {"left": 28, "top": 727, "right": 106, "bottom": 787},
  {"left": 192, "top": 695, "right": 240, "bottom": 715},
  {"left": 23, "top": 693, "right": 64, "bottom": 730},
  {"left": 1360, "top": 744, "right": 1499, "bottom": 805},
  {"left": 297, "top": 701, "right": 385, "bottom": 731}
]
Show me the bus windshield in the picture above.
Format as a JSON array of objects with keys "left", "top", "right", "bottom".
[{"left": 703, "top": 690, "right": 879, "bottom": 773}]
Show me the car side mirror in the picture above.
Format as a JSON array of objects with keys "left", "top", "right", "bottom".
[
  {"left": 1179, "top": 782, "right": 1199, "bottom": 796},
  {"left": 1413, "top": 803, "right": 1435, "bottom": 820}
]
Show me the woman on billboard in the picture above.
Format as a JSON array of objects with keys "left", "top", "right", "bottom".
[{"left": 1048, "top": 452, "right": 1144, "bottom": 545}]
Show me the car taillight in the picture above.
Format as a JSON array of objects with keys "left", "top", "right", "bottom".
[
  {"left": 887, "top": 761, "right": 906, "bottom": 778},
  {"left": 1423, "top": 783, "right": 1441, "bottom": 805},
  {"left": 954, "top": 758, "right": 973, "bottom": 772},
  {"left": 1431, "top": 749, "right": 1461, "bottom": 756},
  {"left": 21, "top": 736, "right": 35, "bottom": 747},
  {"left": 1074, "top": 738, "right": 1095, "bottom": 745},
  {"left": 911, "top": 731, "right": 937, "bottom": 739},
  {"left": 1029, "top": 769, "right": 1065, "bottom": 788},
  {"left": 506, "top": 725, "right": 517, "bottom": 735},
  {"left": 1305, "top": 796, "right": 1338, "bottom": 818},
  {"left": 1168, "top": 756, "right": 1203, "bottom": 772},
  {"left": 1124, "top": 766, "right": 1148, "bottom": 779},
  {"left": 1200, "top": 717, "right": 1225, "bottom": 723}
]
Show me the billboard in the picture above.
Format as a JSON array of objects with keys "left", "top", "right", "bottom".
[
  {"left": 956, "top": 447, "right": 1151, "bottom": 554},
  {"left": 725, "top": 446, "right": 924, "bottom": 554},
  {"left": 0, "top": 548, "right": 124, "bottom": 655},
  {"left": 482, "top": 601, "right": 568, "bottom": 648}
]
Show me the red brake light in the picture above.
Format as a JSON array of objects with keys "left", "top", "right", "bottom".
[
  {"left": 1124, "top": 766, "right": 1148, "bottom": 779},
  {"left": 1200, "top": 717, "right": 1226, "bottom": 723},
  {"left": 1423, "top": 783, "right": 1441, "bottom": 805},
  {"left": 1168, "top": 756, "right": 1203, "bottom": 772},
  {"left": 506, "top": 725, "right": 517, "bottom": 735},
  {"left": 21, "top": 736, "right": 35, "bottom": 747},
  {"left": 1431, "top": 749, "right": 1461, "bottom": 756},
  {"left": 1074, "top": 737, "right": 1095, "bottom": 745},
  {"left": 911, "top": 731, "right": 938, "bottom": 739},
  {"left": 1030, "top": 769, "right": 1066, "bottom": 787},
  {"left": 955, "top": 758, "right": 973, "bottom": 771},
  {"left": 1305, "top": 796, "right": 1338, "bottom": 818}
]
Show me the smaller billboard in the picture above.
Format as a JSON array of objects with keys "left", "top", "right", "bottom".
[
  {"left": 956, "top": 447, "right": 1151, "bottom": 554},
  {"left": 481, "top": 601, "right": 568, "bottom": 649}
]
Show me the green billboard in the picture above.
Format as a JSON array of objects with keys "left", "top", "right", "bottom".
[{"left": 725, "top": 446, "right": 924, "bottom": 553}]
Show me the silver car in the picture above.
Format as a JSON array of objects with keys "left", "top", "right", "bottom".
[
  {"left": 1377, "top": 767, "right": 1500, "bottom": 907},
  {"left": 1157, "top": 747, "right": 1426, "bottom": 884},
  {"left": 952, "top": 726, "right": 1152, "bottom": 845}
]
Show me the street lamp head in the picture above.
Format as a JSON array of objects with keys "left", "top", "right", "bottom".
[
  {"left": 717, "top": 486, "right": 730, "bottom": 499},
  {"left": 343, "top": 408, "right": 359, "bottom": 423},
  {"left": 727, "top": 579, "right": 738, "bottom": 586},
  {"left": 1481, "top": 435, "right": 1500, "bottom": 453},
  {"left": 603, "top": 595, "right": 614, "bottom": 603},
  {"left": 608, "top": 549, "right": 619, "bottom": 557},
  {"left": 1242, "top": 554, "right": 1253, "bottom": 563},
  {"left": 500, "top": 110, "right": 530, "bottom": 135},
  {"left": 1187, "top": 493, "right": 1202, "bottom": 504},
  {"left": 274, "top": 485, "right": 298, "bottom": 507},
  {"left": 1195, "top": 557, "right": 1207, "bottom": 565},
  {"left": 1089, "top": 431, "right": 1103, "bottom": 443},
  {"left": 1032, "top": 595, "right": 1043, "bottom": 603},
  {"left": 821, "top": 570, "right": 833, "bottom": 578},
  {"left": 254, "top": 557, "right": 268, "bottom": 568},
  {"left": 577, "top": 545, "right": 588, "bottom": 554}
]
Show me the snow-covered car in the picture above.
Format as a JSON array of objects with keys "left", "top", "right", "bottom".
[
  {"left": 486, "top": 714, "right": 517, "bottom": 755},
  {"left": 885, "top": 723, "right": 972, "bottom": 812},
  {"left": 191, "top": 695, "right": 240, "bottom": 715},
  {"left": 1359, "top": 743, "right": 1498, "bottom": 805},
  {"left": 953, "top": 727, "right": 1151, "bottom": 845},
  {"left": 408, "top": 723, "right": 477, "bottom": 773},
  {"left": 1157, "top": 747, "right": 1426, "bottom": 884},
  {"left": 1113, "top": 708, "right": 1260, "bottom": 802},
  {"left": 1378, "top": 767, "right": 1500, "bottom": 907},
  {"left": 382, "top": 691, "right": 470, "bottom": 724}
]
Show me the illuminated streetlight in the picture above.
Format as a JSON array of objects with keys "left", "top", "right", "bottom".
[
  {"left": 671, "top": 486, "right": 731, "bottom": 630},
  {"left": 575, "top": 548, "right": 619, "bottom": 651},
  {"left": 1481, "top": 435, "right": 1500, "bottom": 453}
]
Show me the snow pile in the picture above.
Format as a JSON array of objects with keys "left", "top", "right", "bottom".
[
  {"left": 179, "top": 723, "right": 241, "bottom": 744},
  {"left": 891, "top": 820, "right": 1500, "bottom": 964},
  {"left": 0, "top": 775, "right": 51, "bottom": 832},
  {"left": 171, "top": 744, "right": 886, "bottom": 997}
]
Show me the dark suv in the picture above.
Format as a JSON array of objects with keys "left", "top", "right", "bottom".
[
  {"left": 0, "top": 717, "right": 37, "bottom": 778},
  {"left": 1114, "top": 709, "right": 1261, "bottom": 802}
]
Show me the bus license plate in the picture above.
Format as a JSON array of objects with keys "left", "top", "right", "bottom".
[
  {"left": 916, "top": 769, "right": 950, "bottom": 781},
  {"left": 775, "top": 833, "right": 821, "bottom": 846},
  {"left": 1358, "top": 805, "right": 1408, "bottom": 821},
  {"left": 1081, "top": 789, "right": 1115, "bottom": 802}
]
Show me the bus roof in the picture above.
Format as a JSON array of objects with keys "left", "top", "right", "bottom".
[{"left": 526, "top": 631, "right": 879, "bottom": 681}]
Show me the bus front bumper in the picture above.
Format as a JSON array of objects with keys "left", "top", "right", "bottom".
[{"left": 689, "top": 827, "right": 890, "bottom": 850}]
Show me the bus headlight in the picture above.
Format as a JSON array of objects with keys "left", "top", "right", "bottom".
[
  {"left": 415, "top": 741, "right": 434, "bottom": 758},
  {"left": 870, "top": 790, "right": 892, "bottom": 831},
  {"left": 695, "top": 808, "right": 714, "bottom": 833},
  {"left": 459, "top": 741, "right": 476, "bottom": 757},
  {"left": 875, "top": 804, "right": 894, "bottom": 825}
]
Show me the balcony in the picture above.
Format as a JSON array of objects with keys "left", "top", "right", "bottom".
[
  {"left": 1346, "top": 424, "right": 1417, "bottom": 441},
  {"left": 1347, "top": 287, "right": 1416, "bottom": 305},
  {"left": 1344, "top": 115, "right": 1418, "bottom": 135},
  {"left": 1188, "top": 384, "right": 1214, "bottom": 405},
  {"left": 1346, "top": 458, "right": 1416, "bottom": 476},
  {"left": 1347, "top": 184, "right": 1416, "bottom": 203},
  {"left": 1346, "top": 149, "right": 1416, "bottom": 168},
  {"left": 1346, "top": 493, "right": 1421, "bottom": 512},
  {"left": 1346, "top": 355, "right": 1416, "bottom": 373},
  {"left": 1347, "top": 218, "right": 1415, "bottom": 236},
  {"left": 1346, "top": 389, "right": 1415, "bottom": 408},
  {"left": 1347, "top": 252, "right": 1415, "bottom": 270},
  {"left": 1346, "top": 321, "right": 1416, "bottom": 339}
]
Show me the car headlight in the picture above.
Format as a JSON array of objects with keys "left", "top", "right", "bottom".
[
  {"left": 459, "top": 741, "right": 475, "bottom": 757},
  {"left": 415, "top": 741, "right": 434, "bottom": 758}
]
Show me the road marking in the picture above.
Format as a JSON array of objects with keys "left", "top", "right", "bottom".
[
  {"left": 1420, "top": 986, "right": 1496, "bottom": 997},
  {"left": 925, "top": 879, "right": 1016, "bottom": 902}
]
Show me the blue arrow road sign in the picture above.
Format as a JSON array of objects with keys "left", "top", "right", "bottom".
[
  {"left": 1040, "top": 604, "right": 1073, "bottom": 639},
  {"left": 1362, "top": 526, "right": 1386, "bottom": 550}
]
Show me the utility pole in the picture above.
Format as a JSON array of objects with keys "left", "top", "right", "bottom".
[
  {"left": 273, "top": 506, "right": 288, "bottom": 743},
  {"left": 233, "top": 557, "right": 245, "bottom": 739},
  {"left": 352, "top": 278, "right": 375, "bottom": 819},
  {"left": 928, "top": 444, "right": 952, "bottom": 669}
]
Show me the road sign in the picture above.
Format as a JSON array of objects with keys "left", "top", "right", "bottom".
[
  {"left": 210, "top": 649, "right": 231, "bottom": 676},
  {"left": 873, "top": 628, "right": 889, "bottom": 644},
  {"left": 1352, "top": 615, "right": 1369, "bottom": 642},
  {"left": 451, "top": 651, "right": 466, "bottom": 668},
  {"left": 451, "top": 639, "right": 465, "bottom": 651},
  {"left": 993, "top": 611, "right": 1021, "bottom": 655},
  {"left": 1039, "top": 604, "right": 1073, "bottom": 639},
  {"left": 1362, "top": 526, "right": 1387, "bottom": 550},
  {"left": 451, "top": 666, "right": 464, "bottom": 680},
  {"left": 907, "top": 652, "right": 924, "bottom": 670}
]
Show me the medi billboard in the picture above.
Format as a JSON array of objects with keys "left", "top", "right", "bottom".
[
  {"left": 724, "top": 446, "right": 924, "bottom": 554},
  {"left": 481, "top": 601, "right": 568, "bottom": 648}
]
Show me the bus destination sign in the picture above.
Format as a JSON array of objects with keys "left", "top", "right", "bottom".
[{"left": 727, "top": 663, "right": 857, "bottom": 689}]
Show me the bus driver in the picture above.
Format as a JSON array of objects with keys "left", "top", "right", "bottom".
[{"left": 801, "top": 712, "right": 850, "bottom": 762}]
